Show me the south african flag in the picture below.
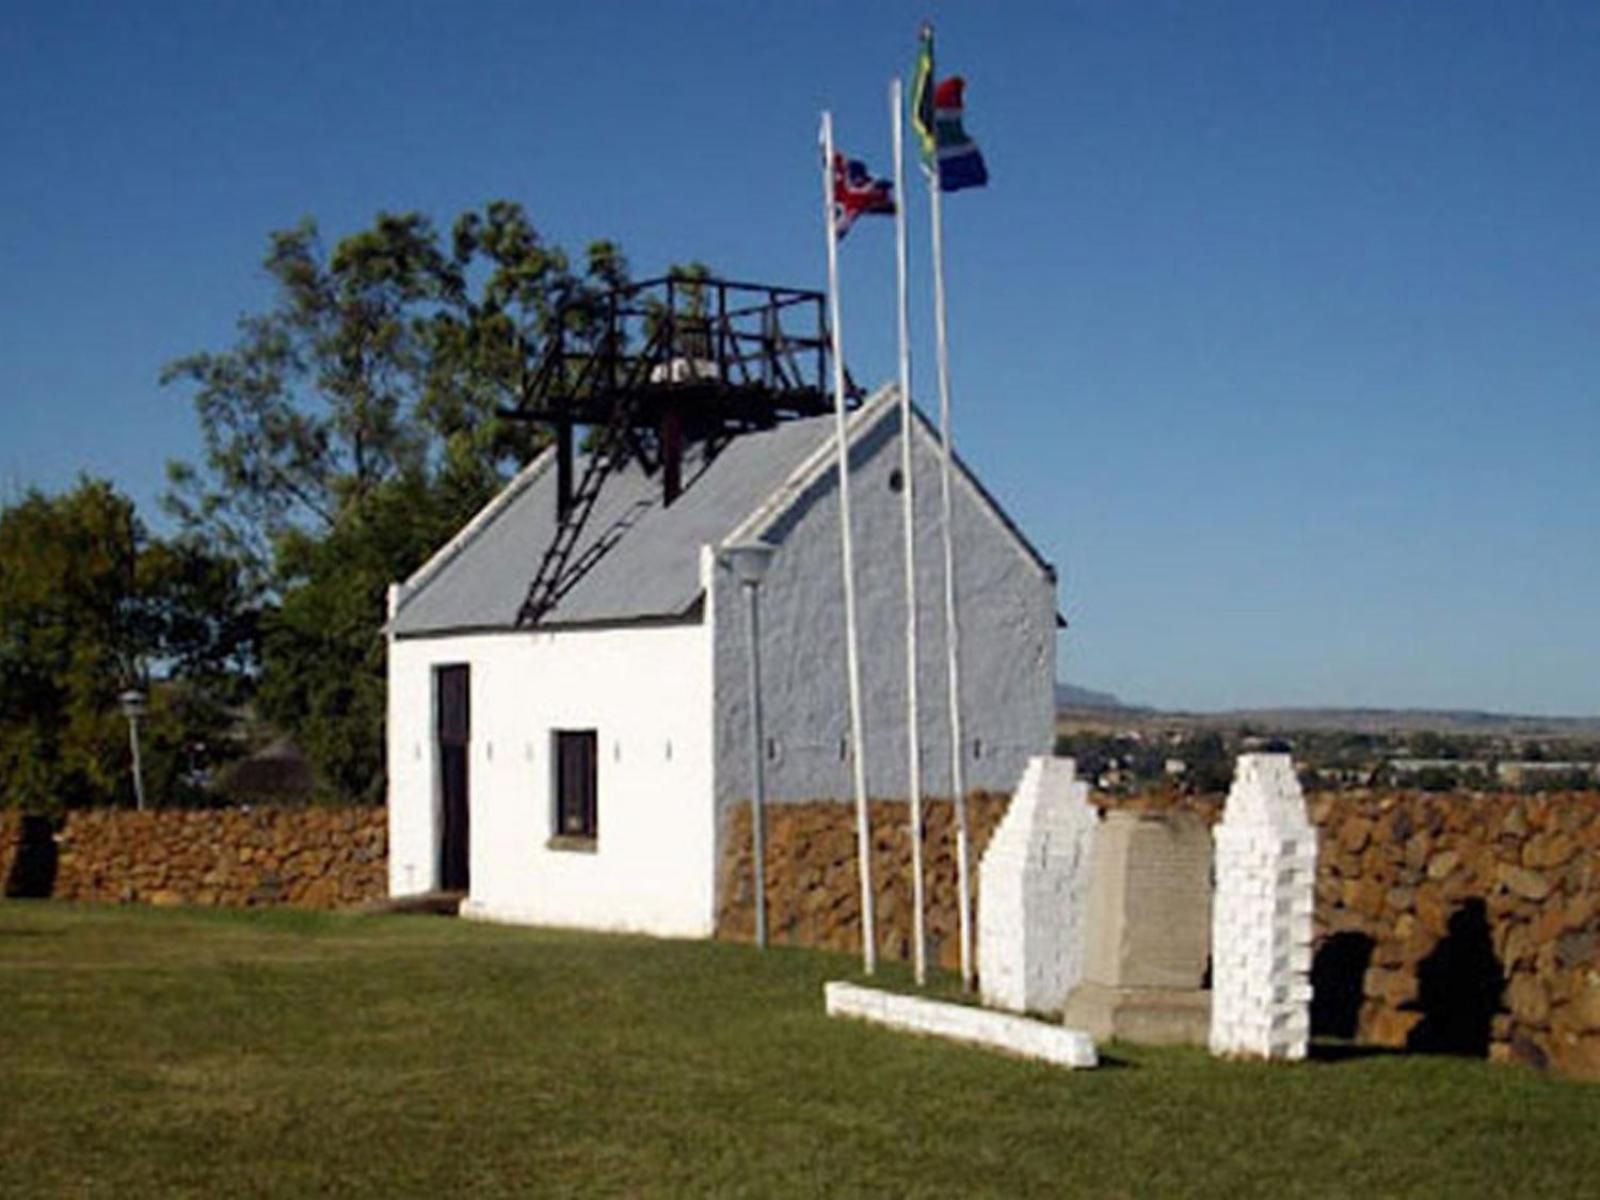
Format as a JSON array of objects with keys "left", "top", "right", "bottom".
[{"left": 910, "top": 24, "right": 989, "bottom": 193}]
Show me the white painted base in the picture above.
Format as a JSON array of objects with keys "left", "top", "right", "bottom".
[
  {"left": 458, "top": 898, "right": 712, "bottom": 939},
  {"left": 824, "top": 981, "right": 1098, "bottom": 1068}
]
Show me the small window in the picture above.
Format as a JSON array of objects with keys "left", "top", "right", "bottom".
[
  {"left": 552, "top": 729, "right": 598, "bottom": 845},
  {"left": 888, "top": 468, "right": 905, "bottom": 493}
]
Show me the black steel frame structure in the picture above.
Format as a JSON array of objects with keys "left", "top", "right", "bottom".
[{"left": 504, "top": 275, "right": 850, "bottom": 628}]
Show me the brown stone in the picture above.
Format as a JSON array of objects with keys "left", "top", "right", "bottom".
[
  {"left": 1557, "top": 931, "right": 1596, "bottom": 971},
  {"left": 1426, "top": 850, "right": 1460, "bottom": 881},
  {"left": 1550, "top": 1034, "right": 1600, "bottom": 1081},
  {"left": 1569, "top": 974, "right": 1600, "bottom": 1032},
  {"left": 1403, "top": 834, "right": 1431, "bottom": 873},
  {"left": 1365, "top": 1007, "right": 1421, "bottom": 1048},
  {"left": 298, "top": 876, "right": 339, "bottom": 908},
  {"left": 1524, "top": 833, "right": 1578, "bottom": 872},
  {"left": 1416, "top": 885, "right": 1448, "bottom": 938},
  {"left": 1340, "top": 816, "right": 1374, "bottom": 854},
  {"left": 1508, "top": 973, "right": 1551, "bottom": 1026},
  {"left": 1500, "top": 921, "right": 1533, "bottom": 968},
  {"left": 1532, "top": 904, "right": 1566, "bottom": 947},
  {"left": 148, "top": 889, "right": 184, "bottom": 907},
  {"left": 1499, "top": 864, "right": 1552, "bottom": 902},
  {"left": 1344, "top": 877, "right": 1387, "bottom": 919},
  {"left": 1372, "top": 936, "right": 1408, "bottom": 970},
  {"left": 1509, "top": 1033, "right": 1549, "bottom": 1071},
  {"left": 1565, "top": 894, "right": 1596, "bottom": 931},
  {"left": 1365, "top": 966, "right": 1417, "bottom": 1007}
]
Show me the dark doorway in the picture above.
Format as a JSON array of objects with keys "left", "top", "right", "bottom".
[{"left": 435, "top": 664, "right": 471, "bottom": 891}]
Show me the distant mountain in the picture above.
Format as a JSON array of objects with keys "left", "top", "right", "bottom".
[
  {"left": 1054, "top": 683, "right": 1133, "bottom": 712},
  {"left": 1055, "top": 696, "right": 1600, "bottom": 737},
  {"left": 1173, "top": 707, "right": 1600, "bottom": 737}
]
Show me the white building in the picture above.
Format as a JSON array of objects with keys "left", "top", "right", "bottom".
[{"left": 385, "top": 386, "right": 1059, "bottom": 936}]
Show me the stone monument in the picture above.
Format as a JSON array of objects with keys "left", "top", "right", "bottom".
[{"left": 1060, "top": 809, "right": 1214, "bottom": 1044}]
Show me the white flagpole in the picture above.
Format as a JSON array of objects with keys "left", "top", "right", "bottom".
[
  {"left": 820, "top": 110, "right": 877, "bottom": 976},
  {"left": 928, "top": 133, "right": 975, "bottom": 992},
  {"left": 890, "top": 77, "right": 927, "bottom": 986}
]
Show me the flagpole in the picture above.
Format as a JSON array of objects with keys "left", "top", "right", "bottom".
[
  {"left": 820, "top": 110, "right": 877, "bottom": 976},
  {"left": 890, "top": 77, "right": 927, "bottom": 987},
  {"left": 927, "top": 128, "right": 975, "bottom": 993}
]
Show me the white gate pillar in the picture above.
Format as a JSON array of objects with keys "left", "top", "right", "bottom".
[
  {"left": 1209, "top": 752, "right": 1317, "bottom": 1060},
  {"left": 978, "top": 757, "right": 1098, "bottom": 1014}
]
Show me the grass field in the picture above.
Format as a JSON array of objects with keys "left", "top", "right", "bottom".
[{"left": 2, "top": 903, "right": 1597, "bottom": 1197}]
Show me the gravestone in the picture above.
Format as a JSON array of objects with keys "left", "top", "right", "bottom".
[
  {"left": 1061, "top": 809, "right": 1213, "bottom": 1044},
  {"left": 977, "top": 757, "right": 1099, "bottom": 1014},
  {"left": 1209, "top": 753, "right": 1316, "bottom": 1060}
]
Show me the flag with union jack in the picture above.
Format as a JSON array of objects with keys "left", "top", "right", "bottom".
[{"left": 831, "top": 152, "right": 895, "bottom": 239}]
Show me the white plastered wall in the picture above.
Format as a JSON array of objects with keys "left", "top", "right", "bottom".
[
  {"left": 386, "top": 619, "right": 716, "bottom": 937},
  {"left": 710, "top": 402, "right": 1056, "bottom": 817}
]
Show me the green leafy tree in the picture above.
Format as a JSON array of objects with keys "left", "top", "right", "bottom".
[
  {"left": 0, "top": 480, "right": 255, "bottom": 811},
  {"left": 163, "top": 202, "right": 636, "bottom": 801}
]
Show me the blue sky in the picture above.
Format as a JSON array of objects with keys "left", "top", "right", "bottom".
[{"left": 3, "top": 1, "right": 1598, "bottom": 714}]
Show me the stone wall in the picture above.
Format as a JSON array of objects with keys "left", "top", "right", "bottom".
[
  {"left": 714, "top": 786, "right": 1600, "bottom": 1078},
  {"left": 1, "top": 807, "right": 387, "bottom": 909},
  {"left": 716, "top": 794, "right": 1009, "bottom": 970},
  {"left": 0, "top": 811, "right": 22, "bottom": 890},
  {"left": 1306, "top": 789, "right": 1600, "bottom": 1078}
]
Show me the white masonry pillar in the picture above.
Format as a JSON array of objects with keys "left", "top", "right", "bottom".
[
  {"left": 978, "top": 757, "right": 1099, "bottom": 1014},
  {"left": 1210, "top": 752, "right": 1317, "bottom": 1059}
]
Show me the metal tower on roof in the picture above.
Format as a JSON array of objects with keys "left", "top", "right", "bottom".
[{"left": 503, "top": 274, "right": 850, "bottom": 627}]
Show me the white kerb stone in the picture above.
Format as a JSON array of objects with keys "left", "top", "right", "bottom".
[{"left": 824, "top": 981, "right": 1098, "bottom": 1069}]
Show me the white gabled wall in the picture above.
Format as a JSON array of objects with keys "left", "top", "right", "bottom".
[
  {"left": 711, "top": 403, "right": 1056, "bottom": 817},
  {"left": 387, "top": 619, "right": 716, "bottom": 937}
]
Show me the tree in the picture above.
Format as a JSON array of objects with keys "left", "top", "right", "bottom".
[
  {"left": 0, "top": 480, "right": 255, "bottom": 811},
  {"left": 163, "top": 202, "right": 636, "bottom": 800}
]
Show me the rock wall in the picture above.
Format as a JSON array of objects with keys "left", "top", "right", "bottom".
[
  {"left": 715, "top": 786, "right": 1600, "bottom": 1079},
  {"left": 0, "top": 812, "right": 21, "bottom": 889},
  {"left": 716, "top": 794, "right": 1009, "bottom": 970},
  {"left": 1, "top": 807, "right": 386, "bottom": 909},
  {"left": 1306, "top": 789, "right": 1600, "bottom": 1078}
]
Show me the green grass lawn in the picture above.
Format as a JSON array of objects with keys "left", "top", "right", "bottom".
[{"left": 2, "top": 903, "right": 1596, "bottom": 1198}]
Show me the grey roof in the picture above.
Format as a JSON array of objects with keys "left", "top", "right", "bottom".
[
  {"left": 390, "top": 385, "right": 1055, "bottom": 637},
  {"left": 391, "top": 407, "right": 844, "bottom": 635}
]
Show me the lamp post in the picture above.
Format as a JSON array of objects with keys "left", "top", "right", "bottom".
[
  {"left": 721, "top": 540, "right": 776, "bottom": 949},
  {"left": 118, "top": 688, "right": 147, "bottom": 812}
]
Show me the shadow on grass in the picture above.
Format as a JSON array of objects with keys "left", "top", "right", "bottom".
[
  {"left": 1092, "top": 1051, "right": 1135, "bottom": 1070},
  {"left": 1307, "top": 1040, "right": 1406, "bottom": 1064}
]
